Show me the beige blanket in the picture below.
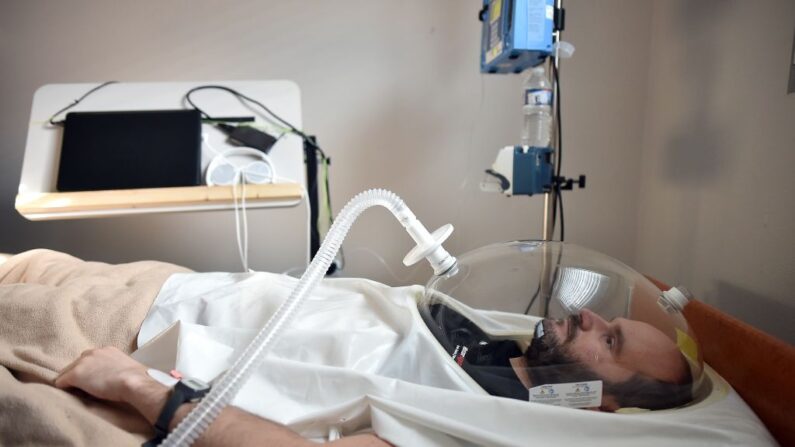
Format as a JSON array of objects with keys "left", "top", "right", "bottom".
[{"left": 0, "top": 249, "right": 189, "bottom": 446}]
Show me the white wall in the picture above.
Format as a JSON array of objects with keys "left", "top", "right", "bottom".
[
  {"left": 0, "top": 0, "right": 653, "bottom": 284},
  {"left": 635, "top": 0, "right": 795, "bottom": 343}
]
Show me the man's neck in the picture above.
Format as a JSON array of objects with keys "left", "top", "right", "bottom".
[{"left": 509, "top": 356, "right": 533, "bottom": 388}]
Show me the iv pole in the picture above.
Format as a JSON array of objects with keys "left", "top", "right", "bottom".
[
  {"left": 542, "top": 0, "right": 563, "bottom": 242},
  {"left": 539, "top": 0, "right": 563, "bottom": 317}
]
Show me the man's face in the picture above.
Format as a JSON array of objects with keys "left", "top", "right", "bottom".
[{"left": 543, "top": 309, "right": 687, "bottom": 384}]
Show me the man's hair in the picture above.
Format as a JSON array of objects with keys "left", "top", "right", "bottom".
[
  {"left": 603, "top": 367, "right": 693, "bottom": 410},
  {"left": 524, "top": 328, "right": 693, "bottom": 411}
]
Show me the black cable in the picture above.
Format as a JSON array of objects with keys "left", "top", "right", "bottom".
[
  {"left": 527, "top": 238, "right": 566, "bottom": 316},
  {"left": 323, "top": 156, "right": 345, "bottom": 271},
  {"left": 183, "top": 85, "right": 326, "bottom": 159},
  {"left": 557, "top": 184, "right": 565, "bottom": 241},
  {"left": 304, "top": 138, "right": 322, "bottom": 261},
  {"left": 323, "top": 158, "right": 335, "bottom": 230},
  {"left": 551, "top": 60, "right": 563, "bottom": 241},
  {"left": 551, "top": 183, "right": 558, "bottom": 237},
  {"left": 524, "top": 283, "right": 541, "bottom": 315},
  {"left": 48, "top": 81, "right": 118, "bottom": 126},
  {"left": 542, "top": 241, "right": 565, "bottom": 315},
  {"left": 552, "top": 63, "right": 562, "bottom": 180}
]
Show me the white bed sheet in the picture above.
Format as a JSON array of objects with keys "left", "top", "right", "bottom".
[{"left": 137, "top": 272, "right": 775, "bottom": 447}]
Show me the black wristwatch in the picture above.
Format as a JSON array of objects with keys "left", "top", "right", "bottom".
[{"left": 144, "top": 377, "right": 211, "bottom": 447}]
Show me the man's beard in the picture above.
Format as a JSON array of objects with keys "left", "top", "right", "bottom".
[{"left": 524, "top": 314, "right": 581, "bottom": 367}]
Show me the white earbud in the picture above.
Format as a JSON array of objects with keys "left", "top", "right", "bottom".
[{"left": 205, "top": 147, "right": 275, "bottom": 186}]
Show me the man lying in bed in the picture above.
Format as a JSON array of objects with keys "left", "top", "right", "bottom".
[
  {"left": 53, "top": 314, "right": 691, "bottom": 446},
  {"left": 0, "top": 249, "right": 774, "bottom": 446}
]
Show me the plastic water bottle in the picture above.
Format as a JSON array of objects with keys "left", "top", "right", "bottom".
[{"left": 521, "top": 66, "right": 553, "bottom": 148}]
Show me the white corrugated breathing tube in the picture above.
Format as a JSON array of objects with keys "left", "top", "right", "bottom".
[{"left": 160, "top": 189, "right": 457, "bottom": 446}]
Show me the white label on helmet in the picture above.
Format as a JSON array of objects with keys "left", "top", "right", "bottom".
[{"left": 528, "top": 380, "right": 603, "bottom": 409}]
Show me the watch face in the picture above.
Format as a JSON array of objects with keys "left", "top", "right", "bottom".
[{"left": 182, "top": 377, "right": 210, "bottom": 392}]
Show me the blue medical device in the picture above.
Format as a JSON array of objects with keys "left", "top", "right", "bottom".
[
  {"left": 490, "top": 146, "right": 553, "bottom": 196},
  {"left": 479, "top": 0, "right": 555, "bottom": 74},
  {"left": 480, "top": 0, "right": 577, "bottom": 199}
]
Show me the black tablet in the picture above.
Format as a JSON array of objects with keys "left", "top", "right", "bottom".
[{"left": 56, "top": 109, "right": 202, "bottom": 191}]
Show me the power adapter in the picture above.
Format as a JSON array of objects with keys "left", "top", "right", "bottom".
[{"left": 217, "top": 123, "right": 277, "bottom": 153}]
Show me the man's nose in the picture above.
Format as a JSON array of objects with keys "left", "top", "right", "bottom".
[{"left": 579, "top": 308, "right": 608, "bottom": 331}]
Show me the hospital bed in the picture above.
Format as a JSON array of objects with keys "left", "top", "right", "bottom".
[{"left": 0, "top": 250, "right": 791, "bottom": 446}]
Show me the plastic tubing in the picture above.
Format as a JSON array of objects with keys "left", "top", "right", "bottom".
[{"left": 160, "top": 189, "right": 455, "bottom": 446}]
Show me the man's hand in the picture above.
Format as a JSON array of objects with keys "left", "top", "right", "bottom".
[
  {"left": 55, "top": 346, "right": 153, "bottom": 403},
  {"left": 54, "top": 347, "right": 391, "bottom": 447}
]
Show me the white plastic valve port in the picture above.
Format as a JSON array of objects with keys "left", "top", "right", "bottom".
[
  {"left": 552, "top": 41, "right": 575, "bottom": 59},
  {"left": 403, "top": 224, "right": 454, "bottom": 267},
  {"left": 661, "top": 286, "right": 693, "bottom": 312}
]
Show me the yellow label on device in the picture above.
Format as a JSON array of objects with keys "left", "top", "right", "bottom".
[
  {"left": 486, "top": 41, "right": 503, "bottom": 64},
  {"left": 676, "top": 328, "right": 699, "bottom": 362},
  {"left": 490, "top": 0, "right": 502, "bottom": 23}
]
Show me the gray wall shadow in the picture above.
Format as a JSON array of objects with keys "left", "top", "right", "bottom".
[
  {"left": 707, "top": 280, "right": 795, "bottom": 345},
  {"left": 662, "top": 0, "right": 731, "bottom": 187}
]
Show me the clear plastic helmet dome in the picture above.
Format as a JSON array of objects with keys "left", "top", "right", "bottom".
[{"left": 419, "top": 241, "right": 707, "bottom": 412}]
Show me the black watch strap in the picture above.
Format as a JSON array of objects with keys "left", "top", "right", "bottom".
[{"left": 144, "top": 379, "right": 210, "bottom": 447}]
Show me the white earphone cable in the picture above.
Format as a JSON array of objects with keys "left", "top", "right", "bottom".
[
  {"left": 242, "top": 178, "right": 249, "bottom": 271},
  {"left": 205, "top": 134, "right": 309, "bottom": 273},
  {"left": 232, "top": 173, "right": 249, "bottom": 272}
]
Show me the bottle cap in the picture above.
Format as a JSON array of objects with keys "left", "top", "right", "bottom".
[{"left": 552, "top": 41, "right": 575, "bottom": 59}]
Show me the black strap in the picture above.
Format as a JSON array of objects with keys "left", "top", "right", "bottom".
[
  {"left": 303, "top": 136, "right": 321, "bottom": 260},
  {"left": 143, "top": 386, "right": 187, "bottom": 447}
]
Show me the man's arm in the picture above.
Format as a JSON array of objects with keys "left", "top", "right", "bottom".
[{"left": 54, "top": 347, "right": 388, "bottom": 447}]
